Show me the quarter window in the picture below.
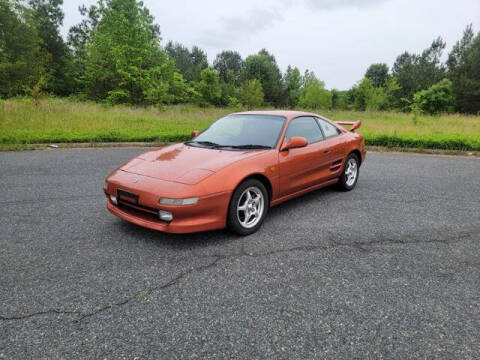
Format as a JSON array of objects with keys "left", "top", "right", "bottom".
[
  {"left": 285, "top": 117, "right": 324, "bottom": 144},
  {"left": 317, "top": 118, "right": 340, "bottom": 138}
]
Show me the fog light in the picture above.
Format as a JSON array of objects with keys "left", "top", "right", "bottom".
[
  {"left": 159, "top": 210, "right": 173, "bottom": 222},
  {"left": 110, "top": 195, "right": 118, "bottom": 205}
]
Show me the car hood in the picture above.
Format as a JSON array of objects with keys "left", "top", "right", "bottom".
[{"left": 120, "top": 143, "right": 266, "bottom": 185}]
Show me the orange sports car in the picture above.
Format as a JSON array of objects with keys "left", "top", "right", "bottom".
[{"left": 104, "top": 111, "right": 366, "bottom": 235}]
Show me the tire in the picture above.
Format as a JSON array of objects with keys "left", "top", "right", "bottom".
[
  {"left": 337, "top": 153, "right": 360, "bottom": 191},
  {"left": 227, "top": 179, "right": 269, "bottom": 235}
]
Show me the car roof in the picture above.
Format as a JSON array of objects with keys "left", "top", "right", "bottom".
[{"left": 232, "top": 110, "right": 320, "bottom": 120}]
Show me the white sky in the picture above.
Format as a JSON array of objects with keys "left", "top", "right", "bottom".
[{"left": 61, "top": 0, "right": 480, "bottom": 90}]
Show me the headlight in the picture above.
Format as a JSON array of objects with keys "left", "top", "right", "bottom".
[{"left": 160, "top": 197, "right": 199, "bottom": 206}]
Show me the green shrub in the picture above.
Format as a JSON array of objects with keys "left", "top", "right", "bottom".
[
  {"left": 194, "top": 68, "right": 222, "bottom": 107},
  {"left": 240, "top": 79, "right": 264, "bottom": 109},
  {"left": 298, "top": 79, "right": 332, "bottom": 109},
  {"left": 412, "top": 79, "right": 454, "bottom": 115}
]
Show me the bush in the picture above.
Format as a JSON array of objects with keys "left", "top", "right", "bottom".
[
  {"left": 412, "top": 78, "right": 454, "bottom": 115},
  {"left": 298, "top": 79, "right": 332, "bottom": 109},
  {"left": 349, "top": 78, "right": 387, "bottom": 111},
  {"left": 240, "top": 79, "right": 264, "bottom": 109},
  {"left": 227, "top": 96, "right": 240, "bottom": 108},
  {"left": 331, "top": 89, "right": 349, "bottom": 110},
  {"left": 194, "top": 68, "right": 222, "bottom": 106},
  {"left": 106, "top": 90, "right": 130, "bottom": 105}
]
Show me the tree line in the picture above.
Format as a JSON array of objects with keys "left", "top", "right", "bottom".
[{"left": 1, "top": 0, "right": 479, "bottom": 114}]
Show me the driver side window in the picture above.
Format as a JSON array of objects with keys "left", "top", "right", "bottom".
[{"left": 285, "top": 116, "right": 324, "bottom": 144}]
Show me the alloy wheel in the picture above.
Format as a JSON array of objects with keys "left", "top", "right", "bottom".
[
  {"left": 237, "top": 187, "right": 265, "bottom": 229},
  {"left": 345, "top": 158, "right": 358, "bottom": 186}
]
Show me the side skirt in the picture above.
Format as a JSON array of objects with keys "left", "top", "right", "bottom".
[{"left": 270, "top": 178, "right": 339, "bottom": 207}]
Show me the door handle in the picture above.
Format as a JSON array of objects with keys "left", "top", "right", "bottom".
[{"left": 323, "top": 150, "right": 330, "bottom": 154}]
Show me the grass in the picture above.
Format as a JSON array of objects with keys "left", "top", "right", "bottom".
[
  {"left": 322, "top": 110, "right": 480, "bottom": 151},
  {"left": 0, "top": 98, "right": 230, "bottom": 144},
  {"left": 1, "top": 97, "right": 479, "bottom": 151}
]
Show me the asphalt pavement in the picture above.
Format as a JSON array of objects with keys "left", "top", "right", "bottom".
[{"left": 0, "top": 148, "right": 479, "bottom": 359}]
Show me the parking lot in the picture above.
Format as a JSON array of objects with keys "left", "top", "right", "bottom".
[{"left": 1, "top": 148, "right": 479, "bottom": 359}]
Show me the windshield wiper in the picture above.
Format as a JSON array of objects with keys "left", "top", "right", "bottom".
[
  {"left": 185, "top": 141, "right": 271, "bottom": 150},
  {"left": 224, "top": 144, "right": 272, "bottom": 149},
  {"left": 185, "top": 140, "right": 221, "bottom": 148}
]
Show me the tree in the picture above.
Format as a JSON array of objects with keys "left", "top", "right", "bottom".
[
  {"left": 392, "top": 37, "right": 446, "bottom": 109},
  {"left": 282, "top": 66, "right": 302, "bottom": 108},
  {"left": 240, "top": 79, "right": 264, "bottom": 109},
  {"left": 213, "top": 50, "right": 243, "bottom": 84},
  {"left": 165, "top": 42, "right": 208, "bottom": 82},
  {"left": 298, "top": 76, "right": 332, "bottom": 110},
  {"left": 0, "top": 0, "right": 45, "bottom": 98},
  {"left": 67, "top": 4, "right": 99, "bottom": 93},
  {"left": 331, "top": 89, "right": 349, "bottom": 109},
  {"left": 365, "top": 63, "right": 389, "bottom": 88},
  {"left": 79, "top": 0, "right": 178, "bottom": 105},
  {"left": 349, "top": 78, "right": 388, "bottom": 111},
  {"left": 412, "top": 78, "right": 454, "bottom": 115},
  {"left": 217, "top": 69, "right": 239, "bottom": 106},
  {"left": 194, "top": 68, "right": 221, "bottom": 106},
  {"left": 241, "top": 49, "right": 282, "bottom": 105},
  {"left": 383, "top": 77, "right": 402, "bottom": 110},
  {"left": 447, "top": 25, "right": 480, "bottom": 113},
  {"left": 302, "top": 69, "right": 317, "bottom": 89},
  {"left": 165, "top": 42, "right": 191, "bottom": 80},
  {"left": 190, "top": 46, "right": 209, "bottom": 81},
  {"left": 29, "top": 0, "right": 72, "bottom": 95}
]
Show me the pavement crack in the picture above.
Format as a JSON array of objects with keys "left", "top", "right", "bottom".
[
  {"left": 0, "top": 257, "right": 222, "bottom": 324},
  {"left": 73, "top": 256, "right": 222, "bottom": 324},
  {"left": 200, "top": 231, "right": 477, "bottom": 260},
  {"left": 0, "top": 309, "right": 79, "bottom": 321},
  {"left": 2, "top": 232, "right": 476, "bottom": 324},
  {"left": 333, "top": 231, "right": 477, "bottom": 248},
  {"left": 0, "top": 195, "right": 98, "bottom": 206}
]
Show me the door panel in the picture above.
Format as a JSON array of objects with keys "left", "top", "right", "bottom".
[
  {"left": 278, "top": 141, "right": 334, "bottom": 197},
  {"left": 278, "top": 116, "right": 349, "bottom": 197}
]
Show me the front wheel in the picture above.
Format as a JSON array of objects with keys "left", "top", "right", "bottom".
[
  {"left": 337, "top": 153, "right": 360, "bottom": 191},
  {"left": 227, "top": 179, "right": 269, "bottom": 235}
]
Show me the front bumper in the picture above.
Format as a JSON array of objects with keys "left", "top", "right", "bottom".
[
  {"left": 104, "top": 171, "right": 231, "bottom": 234},
  {"left": 106, "top": 195, "right": 230, "bottom": 233}
]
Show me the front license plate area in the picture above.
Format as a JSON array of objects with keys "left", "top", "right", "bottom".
[{"left": 117, "top": 189, "right": 139, "bottom": 204}]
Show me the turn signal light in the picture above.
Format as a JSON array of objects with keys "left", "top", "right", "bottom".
[{"left": 160, "top": 197, "right": 199, "bottom": 206}]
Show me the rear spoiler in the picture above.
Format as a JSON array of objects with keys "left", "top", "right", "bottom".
[{"left": 335, "top": 121, "right": 361, "bottom": 132}]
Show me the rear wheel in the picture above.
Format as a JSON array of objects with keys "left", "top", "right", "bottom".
[
  {"left": 337, "top": 153, "right": 360, "bottom": 191},
  {"left": 227, "top": 179, "right": 268, "bottom": 235}
]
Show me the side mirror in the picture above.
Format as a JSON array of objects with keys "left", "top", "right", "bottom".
[
  {"left": 191, "top": 130, "right": 200, "bottom": 138},
  {"left": 281, "top": 136, "right": 308, "bottom": 151}
]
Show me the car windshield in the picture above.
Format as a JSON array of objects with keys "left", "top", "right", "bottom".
[{"left": 188, "top": 114, "right": 286, "bottom": 149}]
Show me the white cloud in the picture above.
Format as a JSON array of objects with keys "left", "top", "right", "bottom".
[
  {"left": 305, "top": 0, "right": 390, "bottom": 10},
  {"left": 197, "top": 8, "right": 283, "bottom": 47},
  {"left": 279, "top": 0, "right": 390, "bottom": 10}
]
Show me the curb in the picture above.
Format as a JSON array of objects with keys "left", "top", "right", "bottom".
[{"left": 1, "top": 142, "right": 479, "bottom": 157}]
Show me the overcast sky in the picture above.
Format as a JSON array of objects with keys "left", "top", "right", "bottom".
[{"left": 61, "top": 0, "right": 480, "bottom": 90}]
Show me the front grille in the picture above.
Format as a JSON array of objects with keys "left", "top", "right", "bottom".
[{"left": 117, "top": 199, "right": 161, "bottom": 222}]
